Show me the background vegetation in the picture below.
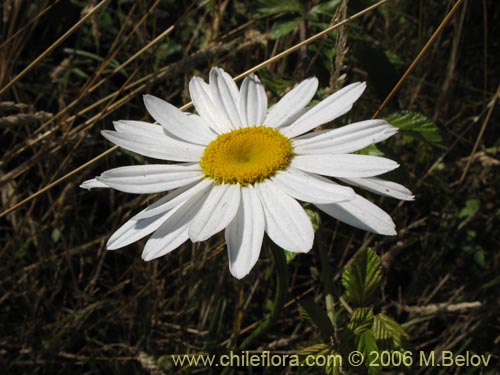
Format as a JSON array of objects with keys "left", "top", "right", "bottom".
[{"left": 1, "top": 0, "right": 498, "bottom": 374}]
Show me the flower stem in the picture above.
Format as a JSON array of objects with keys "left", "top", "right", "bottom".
[{"left": 238, "top": 243, "right": 289, "bottom": 350}]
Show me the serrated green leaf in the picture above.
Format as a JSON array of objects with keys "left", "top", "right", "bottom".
[
  {"left": 357, "top": 330, "right": 380, "bottom": 374},
  {"left": 385, "top": 111, "right": 443, "bottom": 147},
  {"left": 299, "top": 299, "right": 334, "bottom": 337},
  {"left": 324, "top": 350, "right": 343, "bottom": 375},
  {"left": 372, "top": 313, "right": 409, "bottom": 349},
  {"left": 305, "top": 208, "right": 320, "bottom": 231},
  {"left": 299, "top": 343, "right": 331, "bottom": 357},
  {"left": 348, "top": 307, "right": 374, "bottom": 335},
  {"left": 270, "top": 19, "right": 301, "bottom": 39},
  {"left": 258, "top": 70, "right": 292, "bottom": 96},
  {"left": 342, "top": 249, "right": 382, "bottom": 307}
]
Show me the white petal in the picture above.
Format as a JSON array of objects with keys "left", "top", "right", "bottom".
[
  {"left": 264, "top": 77, "right": 318, "bottom": 128},
  {"left": 209, "top": 67, "right": 243, "bottom": 129},
  {"left": 142, "top": 188, "right": 210, "bottom": 260},
  {"left": 255, "top": 181, "right": 314, "bottom": 253},
  {"left": 225, "top": 186, "right": 265, "bottom": 279},
  {"left": 107, "top": 205, "right": 176, "bottom": 250},
  {"left": 316, "top": 194, "right": 396, "bottom": 235},
  {"left": 292, "top": 154, "right": 399, "bottom": 178},
  {"left": 274, "top": 107, "right": 310, "bottom": 128},
  {"left": 80, "top": 178, "right": 109, "bottom": 190},
  {"left": 339, "top": 177, "right": 414, "bottom": 201},
  {"left": 113, "top": 120, "right": 212, "bottom": 151},
  {"left": 188, "top": 183, "right": 241, "bottom": 242},
  {"left": 113, "top": 119, "right": 164, "bottom": 138},
  {"left": 143, "top": 95, "right": 217, "bottom": 145},
  {"left": 293, "top": 120, "right": 397, "bottom": 154},
  {"left": 96, "top": 163, "right": 204, "bottom": 194},
  {"left": 271, "top": 167, "right": 355, "bottom": 204},
  {"left": 101, "top": 130, "right": 203, "bottom": 162},
  {"left": 282, "top": 82, "right": 366, "bottom": 138},
  {"left": 239, "top": 74, "right": 267, "bottom": 126},
  {"left": 135, "top": 179, "right": 214, "bottom": 219},
  {"left": 189, "top": 76, "right": 232, "bottom": 134}
]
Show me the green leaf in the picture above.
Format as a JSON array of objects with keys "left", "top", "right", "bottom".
[
  {"left": 473, "top": 249, "right": 486, "bottom": 268},
  {"left": 258, "top": 70, "right": 292, "bottom": 96},
  {"left": 63, "top": 48, "right": 105, "bottom": 62},
  {"left": 342, "top": 249, "right": 382, "bottom": 307},
  {"left": 284, "top": 249, "right": 298, "bottom": 263},
  {"left": 299, "top": 344, "right": 342, "bottom": 374},
  {"left": 372, "top": 313, "right": 409, "bottom": 349},
  {"left": 270, "top": 19, "right": 301, "bottom": 39},
  {"left": 257, "top": 0, "right": 304, "bottom": 16},
  {"left": 324, "top": 350, "right": 343, "bottom": 375},
  {"left": 305, "top": 208, "right": 320, "bottom": 231},
  {"left": 298, "top": 343, "right": 331, "bottom": 357},
  {"left": 51, "top": 228, "right": 62, "bottom": 243},
  {"left": 310, "top": 0, "right": 342, "bottom": 17},
  {"left": 357, "top": 330, "right": 380, "bottom": 374},
  {"left": 458, "top": 199, "right": 480, "bottom": 218},
  {"left": 385, "top": 111, "right": 443, "bottom": 147},
  {"left": 348, "top": 307, "right": 374, "bottom": 335},
  {"left": 357, "top": 144, "right": 384, "bottom": 156},
  {"left": 298, "top": 299, "right": 334, "bottom": 337}
]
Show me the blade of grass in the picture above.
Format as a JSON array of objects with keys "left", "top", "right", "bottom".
[
  {"left": 0, "top": 0, "right": 110, "bottom": 96},
  {"left": 459, "top": 82, "right": 500, "bottom": 183},
  {"left": 371, "top": 0, "right": 465, "bottom": 119}
]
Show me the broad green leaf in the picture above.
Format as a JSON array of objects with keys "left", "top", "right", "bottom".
[
  {"left": 372, "top": 313, "right": 409, "bottom": 349},
  {"left": 299, "top": 343, "right": 331, "bottom": 357},
  {"left": 342, "top": 249, "right": 382, "bottom": 307},
  {"left": 348, "top": 307, "right": 374, "bottom": 335},
  {"left": 357, "top": 330, "right": 380, "bottom": 375},
  {"left": 324, "top": 350, "right": 343, "bottom": 375},
  {"left": 385, "top": 111, "right": 443, "bottom": 147},
  {"left": 270, "top": 19, "right": 301, "bottom": 40},
  {"left": 299, "top": 344, "right": 342, "bottom": 375},
  {"left": 298, "top": 299, "right": 334, "bottom": 337}
]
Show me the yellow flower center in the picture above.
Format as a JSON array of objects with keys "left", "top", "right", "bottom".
[{"left": 200, "top": 126, "right": 293, "bottom": 185}]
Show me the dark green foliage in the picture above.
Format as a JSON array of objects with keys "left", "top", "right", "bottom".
[
  {"left": 385, "top": 111, "right": 443, "bottom": 147},
  {"left": 342, "top": 249, "right": 382, "bottom": 307}
]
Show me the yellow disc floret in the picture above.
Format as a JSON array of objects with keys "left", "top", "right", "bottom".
[{"left": 200, "top": 126, "right": 293, "bottom": 185}]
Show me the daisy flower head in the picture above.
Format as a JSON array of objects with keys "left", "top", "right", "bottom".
[{"left": 81, "top": 67, "right": 413, "bottom": 279}]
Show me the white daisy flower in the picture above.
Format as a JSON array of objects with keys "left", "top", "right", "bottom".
[{"left": 81, "top": 67, "right": 413, "bottom": 279}]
